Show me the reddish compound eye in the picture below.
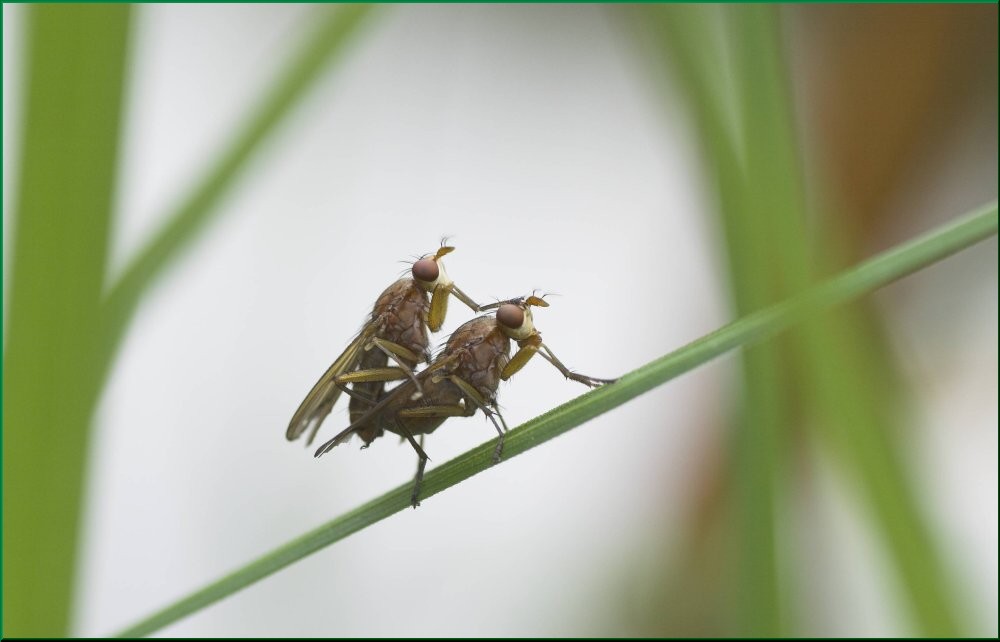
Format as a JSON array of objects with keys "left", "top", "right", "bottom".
[
  {"left": 497, "top": 304, "right": 524, "bottom": 329},
  {"left": 412, "top": 258, "right": 439, "bottom": 282}
]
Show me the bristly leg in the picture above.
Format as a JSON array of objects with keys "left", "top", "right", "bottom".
[
  {"left": 397, "top": 426, "right": 429, "bottom": 508},
  {"left": 487, "top": 400, "right": 509, "bottom": 465},
  {"left": 411, "top": 454, "right": 428, "bottom": 508}
]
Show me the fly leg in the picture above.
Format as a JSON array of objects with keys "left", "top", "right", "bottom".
[
  {"left": 334, "top": 367, "right": 410, "bottom": 387},
  {"left": 539, "top": 343, "right": 617, "bottom": 387},
  {"left": 314, "top": 358, "right": 460, "bottom": 458},
  {"left": 450, "top": 284, "right": 483, "bottom": 313},
  {"left": 333, "top": 381, "right": 380, "bottom": 405},
  {"left": 369, "top": 338, "right": 426, "bottom": 396},
  {"left": 502, "top": 336, "right": 615, "bottom": 388},
  {"left": 500, "top": 337, "right": 542, "bottom": 381},
  {"left": 445, "top": 375, "right": 509, "bottom": 464},
  {"left": 392, "top": 421, "right": 433, "bottom": 508},
  {"left": 338, "top": 343, "right": 456, "bottom": 404},
  {"left": 428, "top": 282, "right": 484, "bottom": 331},
  {"left": 412, "top": 435, "right": 426, "bottom": 505},
  {"left": 306, "top": 366, "right": 408, "bottom": 446},
  {"left": 302, "top": 343, "right": 418, "bottom": 447},
  {"left": 395, "top": 402, "right": 476, "bottom": 506}
]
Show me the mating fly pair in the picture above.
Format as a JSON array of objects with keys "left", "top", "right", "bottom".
[{"left": 287, "top": 244, "right": 615, "bottom": 506}]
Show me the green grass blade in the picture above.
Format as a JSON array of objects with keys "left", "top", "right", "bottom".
[
  {"left": 649, "top": 6, "right": 801, "bottom": 632},
  {"left": 733, "top": 8, "right": 963, "bottom": 634},
  {"left": 98, "top": 3, "right": 374, "bottom": 383},
  {"left": 3, "top": 6, "right": 132, "bottom": 636},
  {"left": 724, "top": 8, "right": 802, "bottom": 633},
  {"left": 647, "top": 5, "right": 970, "bottom": 634},
  {"left": 114, "top": 202, "right": 997, "bottom": 638}
]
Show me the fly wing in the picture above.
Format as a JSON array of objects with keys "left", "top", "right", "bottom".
[
  {"left": 313, "top": 374, "right": 417, "bottom": 457},
  {"left": 286, "top": 324, "right": 376, "bottom": 444}
]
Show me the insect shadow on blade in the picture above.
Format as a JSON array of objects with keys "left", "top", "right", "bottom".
[
  {"left": 286, "top": 241, "right": 482, "bottom": 447},
  {"left": 314, "top": 294, "right": 618, "bottom": 507}
]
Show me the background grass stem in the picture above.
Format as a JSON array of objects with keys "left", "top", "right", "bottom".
[{"left": 3, "top": 6, "right": 133, "bottom": 636}]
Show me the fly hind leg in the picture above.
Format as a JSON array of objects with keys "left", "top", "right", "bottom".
[
  {"left": 311, "top": 366, "right": 409, "bottom": 446},
  {"left": 395, "top": 422, "right": 433, "bottom": 509},
  {"left": 395, "top": 402, "right": 476, "bottom": 507}
]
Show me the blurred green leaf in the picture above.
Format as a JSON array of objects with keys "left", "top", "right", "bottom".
[
  {"left": 724, "top": 8, "right": 804, "bottom": 634},
  {"left": 3, "top": 5, "right": 132, "bottom": 636},
  {"left": 4, "top": 5, "right": 375, "bottom": 636},
  {"left": 735, "top": 7, "right": 963, "bottom": 636},
  {"left": 98, "top": 3, "right": 374, "bottom": 388},
  {"left": 644, "top": 5, "right": 970, "bottom": 634},
  {"left": 115, "top": 202, "right": 997, "bottom": 638},
  {"left": 647, "top": 6, "right": 798, "bottom": 632}
]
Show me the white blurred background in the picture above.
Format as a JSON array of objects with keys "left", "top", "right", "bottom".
[{"left": 3, "top": 4, "right": 996, "bottom": 636}]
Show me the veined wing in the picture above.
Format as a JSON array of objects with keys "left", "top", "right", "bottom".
[{"left": 287, "top": 324, "right": 377, "bottom": 445}]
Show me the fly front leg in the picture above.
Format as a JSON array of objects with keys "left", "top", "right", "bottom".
[
  {"left": 539, "top": 343, "right": 617, "bottom": 387},
  {"left": 428, "top": 281, "right": 485, "bottom": 332},
  {"left": 502, "top": 336, "right": 615, "bottom": 388},
  {"left": 450, "top": 283, "right": 483, "bottom": 313},
  {"left": 501, "top": 336, "right": 543, "bottom": 381},
  {"left": 427, "top": 284, "right": 452, "bottom": 333}
]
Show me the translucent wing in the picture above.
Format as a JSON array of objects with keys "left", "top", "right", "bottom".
[
  {"left": 313, "top": 376, "right": 414, "bottom": 458},
  {"left": 287, "top": 324, "right": 377, "bottom": 445}
]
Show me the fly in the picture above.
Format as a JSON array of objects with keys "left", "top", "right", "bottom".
[{"left": 286, "top": 242, "right": 481, "bottom": 446}]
